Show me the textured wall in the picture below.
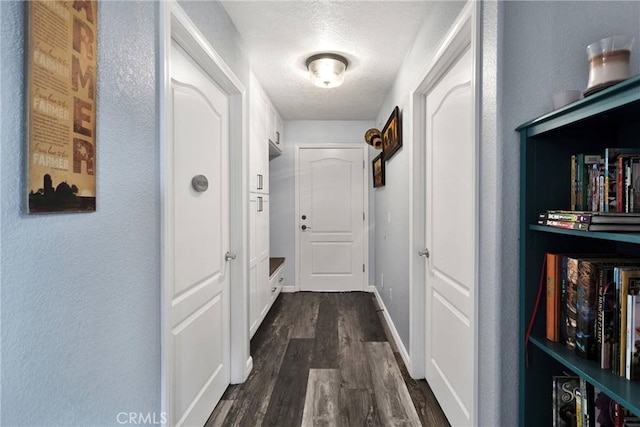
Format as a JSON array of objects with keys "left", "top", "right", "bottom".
[
  {"left": 0, "top": 1, "right": 249, "bottom": 424},
  {"left": 270, "top": 120, "right": 376, "bottom": 289},
  {"left": 373, "top": 0, "right": 466, "bottom": 356},
  {"left": 500, "top": 1, "right": 640, "bottom": 424},
  {"left": 1, "top": 1, "right": 159, "bottom": 424}
]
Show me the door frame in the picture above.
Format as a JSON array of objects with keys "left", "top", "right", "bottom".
[
  {"left": 159, "top": 1, "right": 250, "bottom": 424},
  {"left": 407, "top": 0, "right": 479, "bottom": 418},
  {"left": 294, "top": 144, "right": 369, "bottom": 292}
]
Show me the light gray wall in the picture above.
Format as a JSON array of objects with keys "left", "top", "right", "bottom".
[
  {"left": 498, "top": 1, "right": 640, "bottom": 424},
  {"left": 270, "top": 120, "right": 376, "bottom": 289},
  {"left": 373, "top": 0, "right": 466, "bottom": 357},
  {"left": 0, "top": 1, "right": 249, "bottom": 424}
]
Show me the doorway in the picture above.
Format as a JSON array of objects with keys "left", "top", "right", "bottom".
[
  {"left": 295, "top": 145, "right": 368, "bottom": 292},
  {"left": 159, "top": 3, "right": 250, "bottom": 426},
  {"left": 408, "top": 3, "right": 478, "bottom": 426}
]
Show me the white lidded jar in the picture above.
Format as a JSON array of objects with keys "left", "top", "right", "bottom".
[{"left": 586, "top": 35, "right": 634, "bottom": 95}]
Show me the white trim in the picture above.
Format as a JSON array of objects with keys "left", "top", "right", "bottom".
[
  {"left": 159, "top": 2, "right": 250, "bottom": 425},
  {"left": 407, "top": 0, "right": 478, "bottom": 422},
  {"left": 294, "top": 143, "right": 369, "bottom": 293},
  {"left": 280, "top": 286, "right": 299, "bottom": 293},
  {"left": 371, "top": 285, "right": 410, "bottom": 369}
]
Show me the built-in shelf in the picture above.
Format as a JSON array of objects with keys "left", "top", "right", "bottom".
[
  {"left": 530, "top": 224, "right": 640, "bottom": 244},
  {"left": 530, "top": 337, "right": 640, "bottom": 415},
  {"left": 269, "top": 257, "right": 284, "bottom": 277}
]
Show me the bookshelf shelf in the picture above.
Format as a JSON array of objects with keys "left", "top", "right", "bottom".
[
  {"left": 530, "top": 337, "right": 640, "bottom": 415},
  {"left": 519, "top": 74, "right": 640, "bottom": 426},
  {"left": 530, "top": 224, "right": 640, "bottom": 244}
]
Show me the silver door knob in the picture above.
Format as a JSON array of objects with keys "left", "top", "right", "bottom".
[
  {"left": 418, "top": 249, "right": 430, "bottom": 258},
  {"left": 225, "top": 251, "right": 236, "bottom": 261}
]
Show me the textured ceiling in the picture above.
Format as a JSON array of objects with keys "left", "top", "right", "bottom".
[{"left": 220, "top": 1, "right": 431, "bottom": 120}]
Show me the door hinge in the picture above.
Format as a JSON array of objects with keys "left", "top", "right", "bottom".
[
  {"left": 363, "top": 160, "right": 365, "bottom": 169},
  {"left": 363, "top": 264, "right": 365, "bottom": 272},
  {"left": 363, "top": 212, "right": 365, "bottom": 221}
]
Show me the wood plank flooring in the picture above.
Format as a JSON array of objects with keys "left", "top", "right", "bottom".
[{"left": 206, "top": 292, "right": 450, "bottom": 427}]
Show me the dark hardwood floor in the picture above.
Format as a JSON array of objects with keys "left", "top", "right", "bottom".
[{"left": 206, "top": 292, "right": 450, "bottom": 427}]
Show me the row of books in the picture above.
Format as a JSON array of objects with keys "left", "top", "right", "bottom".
[
  {"left": 553, "top": 375, "right": 640, "bottom": 427},
  {"left": 538, "top": 210, "right": 640, "bottom": 232},
  {"left": 546, "top": 253, "right": 640, "bottom": 380},
  {"left": 570, "top": 148, "right": 640, "bottom": 213}
]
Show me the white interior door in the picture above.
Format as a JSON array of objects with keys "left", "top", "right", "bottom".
[
  {"left": 298, "top": 147, "right": 365, "bottom": 292},
  {"left": 424, "top": 46, "right": 476, "bottom": 426},
  {"left": 169, "top": 41, "right": 230, "bottom": 427}
]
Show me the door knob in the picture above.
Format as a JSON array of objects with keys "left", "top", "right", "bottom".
[
  {"left": 191, "top": 175, "right": 209, "bottom": 192},
  {"left": 301, "top": 225, "right": 311, "bottom": 231},
  {"left": 418, "top": 249, "right": 430, "bottom": 258},
  {"left": 225, "top": 251, "right": 237, "bottom": 261},
  {"left": 301, "top": 215, "right": 307, "bottom": 220}
]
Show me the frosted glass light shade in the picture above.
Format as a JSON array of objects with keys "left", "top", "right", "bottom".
[{"left": 306, "top": 54, "right": 348, "bottom": 88}]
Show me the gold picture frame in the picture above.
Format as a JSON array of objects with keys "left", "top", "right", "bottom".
[
  {"left": 382, "top": 106, "right": 402, "bottom": 160},
  {"left": 372, "top": 152, "right": 385, "bottom": 187}
]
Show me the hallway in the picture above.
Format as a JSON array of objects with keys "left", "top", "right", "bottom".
[{"left": 206, "top": 292, "right": 449, "bottom": 426}]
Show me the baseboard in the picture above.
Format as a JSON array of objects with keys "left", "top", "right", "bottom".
[
  {"left": 371, "top": 286, "right": 411, "bottom": 371},
  {"left": 367, "top": 285, "right": 376, "bottom": 293},
  {"left": 280, "top": 286, "right": 298, "bottom": 293}
]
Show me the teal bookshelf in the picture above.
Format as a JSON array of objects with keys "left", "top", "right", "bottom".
[{"left": 518, "top": 74, "right": 640, "bottom": 426}]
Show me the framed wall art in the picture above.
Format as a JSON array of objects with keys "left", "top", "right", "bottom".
[
  {"left": 382, "top": 106, "right": 402, "bottom": 160},
  {"left": 372, "top": 152, "right": 385, "bottom": 187},
  {"left": 26, "top": 0, "right": 98, "bottom": 213}
]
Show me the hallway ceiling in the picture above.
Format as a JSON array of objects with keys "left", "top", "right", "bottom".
[{"left": 220, "top": 1, "right": 431, "bottom": 120}]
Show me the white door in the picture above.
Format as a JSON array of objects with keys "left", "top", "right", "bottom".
[
  {"left": 297, "top": 147, "right": 365, "bottom": 292},
  {"left": 169, "top": 42, "right": 230, "bottom": 427},
  {"left": 424, "top": 46, "right": 476, "bottom": 426}
]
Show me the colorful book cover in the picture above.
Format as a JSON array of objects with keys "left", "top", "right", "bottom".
[
  {"left": 554, "top": 376, "right": 580, "bottom": 427},
  {"left": 594, "top": 388, "right": 616, "bottom": 427}
]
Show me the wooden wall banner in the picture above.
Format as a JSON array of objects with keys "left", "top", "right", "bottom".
[{"left": 26, "top": 0, "right": 97, "bottom": 213}]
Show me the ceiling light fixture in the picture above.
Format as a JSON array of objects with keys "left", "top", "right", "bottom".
[{"left": 306, "top": 53, "right": 348, "bottom": 88}]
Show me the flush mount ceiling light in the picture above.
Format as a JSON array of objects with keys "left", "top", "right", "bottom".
[{"left": 306, "top": 53, "right": 348, "bottom": 88}]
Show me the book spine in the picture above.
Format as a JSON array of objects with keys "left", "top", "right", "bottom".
[
  {"left": 620, "top": 271, "right": 630, "bottom": 377},
  {"left": 576, "top": 260, "right": 600, "bottom": 359},
  {"left": 577, "top": 153, "right": 584, "bottom": 211},
  {"left": 566, "top": 257, "right": 579, "bottom": 351},
  {"left": 590, "top": 164, "right": 600, "bottom": 211},
  {"left": 629, "top": 294, "right": 640, "bottom": 381},
  {"left": 605, "top": 148, "right": 611, "bottom": 212},
  {"left": 602, "top": 280, "right": 615, "bottom": 370},
  {"left": 613, "top": 268, "right": 621, "bottom": 375},
  {"left": 632, "top": 159, "right": 640, "bottom": 213},
  {"left": 599, "top": 173, "right": 605, "bottom": 212},
  {"left": 597, "top": 268, "right": 606, "bottom": 364},
  {"left": 546, "top": 212, "right": 591, "bottom": 222},
  {"left": 626, "top": 294, "right": 636, "bottom": 380},
  {"left": 545, "top": 220, "right": 589, "bottom": 231},
  {"left": 547, "top": 253, "right": 560, "bottom": 342},
  {"left": 572, "top": 154, "right": 578, "bottom": 211},
  {"left": 561, "top": 258, "right": 569, "bottom": 345},
  {"left": 617, "top": 156, "right": 624, "bottom": 213},
  {"left": 586, "top": 156, "right": 603, "bottom": 213},
  {"left": 626, "top": 161, "right": 632, "bottom": 213}
]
